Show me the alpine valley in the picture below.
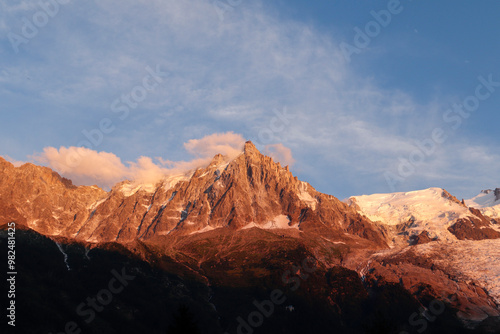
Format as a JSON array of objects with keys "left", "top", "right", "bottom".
[{"left": 1, "top": 142, "right": 499, "bottom": 333}]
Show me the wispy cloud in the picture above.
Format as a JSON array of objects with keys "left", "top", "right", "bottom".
[
  {"left": 264, "top": 143, "right": 295, "bottom": 167},
  {"left": 1, "top": 0, "right": 498, "bottom": 199}
]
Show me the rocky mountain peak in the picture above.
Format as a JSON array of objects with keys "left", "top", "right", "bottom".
[
  {"left": 0, "top": 156, "right": 13, "bottom": 173},
  {"left": 0, "top": 157, "right": 107, "bottom": 234},
  {"left": 441, "top": 188, "right": 464, "bottom": 206},
  {"left": 0, "top": 148, "right": 387, "bottom": 247},
  {"left": 205, "top": 153, "right": 228, "bottom": 170},
  {"left": 0, "top": 156, "right": 9, "bottom": 165},
  {"left": 2, "top": 155, "right": 499, "bottom": 331},
  {"left": 243, "top": 140, "right": 260, "bottom": 156}
]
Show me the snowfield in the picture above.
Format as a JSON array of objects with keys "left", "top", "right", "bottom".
[
  {"left": 347, "top": 187, "right": 471, "bottom": 242},
  {"left": 349, "top": 187, "right": 500, "bottom": 304}
]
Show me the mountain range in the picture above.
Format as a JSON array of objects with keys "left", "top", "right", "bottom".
[{"left": 1, "top": 142, "right": 499, "bottom": 333}]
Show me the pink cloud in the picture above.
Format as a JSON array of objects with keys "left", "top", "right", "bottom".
[
  {"left": 264, "top": 143, "right": 295, "bottom": 167},
  {"left": 183, "top": 131, "right": 245, "bottom": 159},
  {"left": 32, "top": 147, "right": 131, "bottom": 188},
  {"left": 31, "top": 132, "right": 247, "bottom": 189}
]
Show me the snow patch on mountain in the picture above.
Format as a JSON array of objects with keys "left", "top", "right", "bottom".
[
  {"left": 190, "top": 225, "right": 216, "bottom": 235},
  {"left": 117, "top": 173, "right": 191, "bottom": 197},
  {"left": 297, "top": 181, "right": 317, "bottom": 210},
  {"left": 216, "top": 161, "right": 230, "bottom": 173},
  {"left": 242, "top": 215, "right": 297, "bottom": 230},
  {"left": 119, "top": 182, "right": 155, "bottom": 196},
  {"left": 263, "top": 215, "right": 295, "bottom": 229},
  {"left": 88, "top": 198, "right": 107, "bottom": 210},
  {"left": 241, "top": 222, "right": 257, "bottom": 230},
  {"left": 55, "top": 242, "right": 70, "bottom": 270}
]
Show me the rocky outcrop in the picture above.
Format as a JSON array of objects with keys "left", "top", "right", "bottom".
[
  {"left": 448, "top": 208, "right": 500, "bottom": 240},
  {"left": 448, "top": 218, "right": 500, "bottom": 240},
  {"left": 409, "top": 230, "right": 436, "bottom": 245},
  {"left": 0, "top": 157, "right": 106, "bottom": 234},
  {"left": 441, "top": 189, "right": 465, "bottom": 206}
]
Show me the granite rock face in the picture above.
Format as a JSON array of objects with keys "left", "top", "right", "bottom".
[{"left": 0, "top": 157, "right": 106, "bottom": 234}]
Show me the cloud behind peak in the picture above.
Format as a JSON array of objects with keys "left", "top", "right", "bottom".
[{"left": 30, "top": 132, "right": 258, "bottom": 189}]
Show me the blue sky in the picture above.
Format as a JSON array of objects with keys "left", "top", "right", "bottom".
[{"left": 1, "top": 0, "right": 499, "bottom": 200}]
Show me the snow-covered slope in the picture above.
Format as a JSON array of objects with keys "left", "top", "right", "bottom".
[
  {"left": 346, "top": 188, "right": 470, "bottom": 243},
  {"left": 348, "top": 187, "right": 500, "bottom": 307},
  {"left": 466, "top": 188, "right": 500, "bottom": 219}
]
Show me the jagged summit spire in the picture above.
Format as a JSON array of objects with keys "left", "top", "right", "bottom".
[
  {"left": 209, "top": 153, "right": 226, "bottom": 166},
  {"left": 243, "top": 140, "right": 260, "bottom": 155}
]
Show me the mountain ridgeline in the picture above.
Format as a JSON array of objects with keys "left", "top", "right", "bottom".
[
  {"left": 0, "top": 141, "right": 385, "bottom": 246},
  {"left": 1, "top": 142, "right": 499, "bottom": 334}
]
